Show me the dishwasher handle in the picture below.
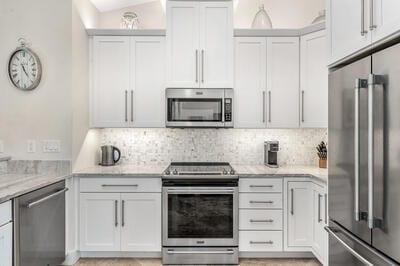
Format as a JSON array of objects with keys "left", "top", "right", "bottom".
[{"left": 26, "top": 188, "right": 69, "bottom": 209}]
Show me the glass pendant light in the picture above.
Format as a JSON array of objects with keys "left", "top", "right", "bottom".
[
  {"left": 251, "top": 4, "right": 273, "bottom": 29},
  {"left": 311, "top": 9, "right": 326, "bottom": 24}
]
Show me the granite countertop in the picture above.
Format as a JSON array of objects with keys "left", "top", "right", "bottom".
[
  {"left": 74, "top": 163, "right": 170, "bottom": 177},
  {"left": 231, "top": 164, "right": 328, "bottom": 183},
  {"left": 0, "top": 172, "right": 71, "bottom": 203}
]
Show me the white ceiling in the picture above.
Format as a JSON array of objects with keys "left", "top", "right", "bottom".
[{"left": 90, "top": 0, "right": 159, "bottom": 12}]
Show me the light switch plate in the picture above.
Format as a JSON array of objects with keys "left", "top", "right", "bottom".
[
  {"left": 42, "top": 140, "right": 61, "bottom": 153},
  {"left": 27, "top": 140, "right": 36, "bottom": 153}
]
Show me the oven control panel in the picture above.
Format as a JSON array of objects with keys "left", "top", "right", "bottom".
[{"left": 224, "top": 98, "right": 232, "bottom": 122}]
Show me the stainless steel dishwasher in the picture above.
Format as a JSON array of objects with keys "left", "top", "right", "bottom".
[{"left": 14, "top": 180, "right": 67, "bottom": 266}]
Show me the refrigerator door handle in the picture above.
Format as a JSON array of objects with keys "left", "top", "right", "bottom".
[
  {"left": 325, "top": 226, "right": 374, "bottom": 266},
  {"left": 354, "top": 78, "right": 368, "bottom": 221},
  {"left": 367, "top": 74, "right": 384, "bottom": 229}
]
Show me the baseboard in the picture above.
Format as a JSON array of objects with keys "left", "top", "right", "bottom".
[
  {"left": 80, "top": 251, "right": 162, "bottom": 258},
  {"left": 239, "top": 251, "right": 315, "bottom": 258},
  {"left": 62, "top": 250, "right": 81, "bottom": 266}
]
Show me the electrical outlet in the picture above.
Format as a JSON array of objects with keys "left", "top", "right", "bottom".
[
  {"left": 0, "top": 140, "right": 4, "bottom": 153},
  {"left": 42, "top": 140, "right": 61, "bottom": 153},
  {"left": 27, "top": 140, "right": 36, "bottom": 153}
]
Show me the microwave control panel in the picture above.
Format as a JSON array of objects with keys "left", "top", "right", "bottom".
[{"left": 224, "top": 98, "right": 232, "bottom": 122}]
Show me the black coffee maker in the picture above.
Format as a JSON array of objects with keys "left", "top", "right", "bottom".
[{"left": 264, "top": 141, "right": 279, "bottom": 168}]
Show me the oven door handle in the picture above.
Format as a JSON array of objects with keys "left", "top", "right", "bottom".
[
  {"left": 166, "top": 189, "right": 235, "bottom": 194},
  {"left": 166, "top": 250, "right": 235, "bottom": 255}
]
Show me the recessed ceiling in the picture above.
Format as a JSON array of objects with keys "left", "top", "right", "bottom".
[{"left": 90, "top": 0, "right": 159, "bottom": 12}]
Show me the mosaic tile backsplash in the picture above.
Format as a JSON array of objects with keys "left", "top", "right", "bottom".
[{"left": 100, "top": 128, "right": 327, "bottom": 166}]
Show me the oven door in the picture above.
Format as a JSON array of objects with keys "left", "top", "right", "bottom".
[
  {"left": 163, "top": 186, "right": 238, "bottom": 247},
  {"left": 166, "top": 88, "right": 228, "bottom": 128}
]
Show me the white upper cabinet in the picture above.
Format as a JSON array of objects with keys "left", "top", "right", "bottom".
[
  {"left": 371, "top": 0, "right": 400, "bottom": 42},
  {"left": 234, "top": 37, "right": 267, "bottom": 128},
  {"left": 91, "top": 36, "right": 131, "bottom": 128},
  {"left": 167, "top": 1, "right": 233, "bottom": 88},
  {"left": 91, "top": 36, "right": 165, "bottom": 128},
  {"left": 266, "top": 37, "right": 300, "bottom": 128},
  {"left": 300, "top": 31, "right": 328, "bottom": 128},
  {"left": 130, "top": 37, "right": 165, "bottom": 127},
  {"left": 199, "top": 1, "right": 233, "bottom": 88},
  {"left": 328, "top": 0, "right": 400, "bottom": 64}
]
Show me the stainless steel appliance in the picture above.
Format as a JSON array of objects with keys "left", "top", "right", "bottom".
[
  {"left": 14, "top": 181, "right": 67, "bottom": 266},
  {"left": 166, "top": 88, "right": 233, "bottom": 128},
  {"left": 264, "top": 141, "right": 279, "bottom": 168},
  {"left": 162, "top": 162, "right": 238, "bottom": 265},
  {"left": 100, "top": 145, "right": 121, "bottom": 166},
  {"left": 328, "top": 42, "right": 400, "bottom": 265}
]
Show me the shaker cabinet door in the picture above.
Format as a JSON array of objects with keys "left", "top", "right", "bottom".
[
  {"left": 371, "top": 0, "right": 400, "bottom": 43},
  {"left": 312, "top": 184, "right": 328, "bottom": 265},
  {"left": 199, "top": 1, "right": 233, "bottom": 88},
  {"left": 130, "top": 37, "right": 165, "bottom": 127},
  {"left": 121, "top": 193, "right": 161, "bottom": 252},
  {"left": 0, "top": 223, "right": 12, "bottom": 266},
  {"left": 234, "top": 37, "right": 267, "bottom": 128},
  {"left": 266, "top": 37, "right": 299, "bottom": 128},
  {"left": 79, "top": 193, "right": 121, "bottom": 251},
  {"left": 91, "top": 36, "right": 131, "bottom": 128},
  {"left": 300, "top": 31, "right": 328, "bottom": 128},
  {"left": 166, "top": 1, "right": 200, "bottom": 88}
]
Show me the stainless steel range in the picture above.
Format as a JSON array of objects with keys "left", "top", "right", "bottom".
[{"left": 162, "top": 162, "right": 239, "bottom": 265}]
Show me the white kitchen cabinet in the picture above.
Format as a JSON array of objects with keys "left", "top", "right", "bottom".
[
  {"left": 91, "top": 36, "right": 165, "bottom": 128},
  {"left": 371, "top": 0, "right": 400, "bottom": 43},
  {"left": 166, "top": 0, "right": 233, "bottom": 88},
  {"left": 121, "top": 193, "right": 161, "bottom": 252},
  {"left": 91, "top": 36, "right": 131, "bottom": 128},
  {"left": 0, "top": 222, "right": 12, "bottom": 266},
  {"left": 285, "top": 181, "right": 313, "bottom": 250},
  {"left": 234, "top": 37, "right": 267, "bottom": 128},
  {"left": 312, "top": 184, "right": 328, "bottom": 265},
  {"left": 130, "top": 37, "right": 165, "bottom": 127},
  {"left": 266, "top": 37, "right": 300, "bottom": 128},
  {"left": 80, "top": 193, "right": 121, "bottom": 251},
  {"left": 300, "top": 31, "right": 328, "bottom": 128}
]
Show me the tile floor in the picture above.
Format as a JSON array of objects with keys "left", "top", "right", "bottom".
[{"left": 74, "top": 258, "right": 322, "bottom": 266}]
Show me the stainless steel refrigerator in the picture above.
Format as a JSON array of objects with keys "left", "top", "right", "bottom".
[{"left": 328, "top": 42, "right": 400, "bottom": 266}]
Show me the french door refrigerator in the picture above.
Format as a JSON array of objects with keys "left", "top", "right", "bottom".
[{"left": 328, "top": 41, "right": 400, "bottom": 266}]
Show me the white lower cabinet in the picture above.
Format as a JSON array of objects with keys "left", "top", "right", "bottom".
[
  {"left": 239, "top": 231, "right": 283, "bottom": 252},
  {"left": 79, "top": 178, "right": 162, "bottom": 253},
  {"left": 80, "top": 193, "right": 121, "bottom": 251},
  {"left": 121, "top": 193, "right": 161, "bottom": 252},
  {"left": 312, "top": 184, "right": 328, "bottom": 265},
  {"left": 0, "top": 222, "right": 12, "bottom": 266}
]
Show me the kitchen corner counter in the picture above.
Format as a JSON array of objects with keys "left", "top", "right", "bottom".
[
  {"left": 74, "top": 163, "right": 169, "bottom": 177},
  {"left": 231, "top": 164, "right": 328, "bottom": 183}
]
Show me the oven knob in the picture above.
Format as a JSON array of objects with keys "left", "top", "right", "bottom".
[
  {"left": 165, "top": 170, "right": 171, "bottom": 175},
  {"left": 222, "top": 169, "right": 228, "bottom": 175},
  {"left": 230, "top": 169, "right": 235, "bottom": 175},
  {"left": 173, "top": 169, "right": 178, "bottom": 175}
]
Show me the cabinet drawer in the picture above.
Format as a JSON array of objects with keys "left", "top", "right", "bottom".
[
  {"left": 239, "top": 209, "right": 282, "bottom": 230},
  {"left": 0, "top": 201, "right": 12, "bottom": 226},
  {"left": 80, "top": 178, "right": 161, "bottom": 193},
  {"left": 239, "top": 193, "right": 282, "bottom": 209},
  {"left": 239, "top": 231, "right": 283, "bottom": 252},
  {"left": 239, "top": 178, "right": 282, "bottom": 193}
]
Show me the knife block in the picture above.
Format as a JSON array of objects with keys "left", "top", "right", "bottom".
[{"left": 319, "top": 159, "right": 327, "bottom": 169}]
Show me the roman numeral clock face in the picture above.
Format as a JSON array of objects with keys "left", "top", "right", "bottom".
[{"left": 8, "top": 48, "right": 42, "bottom": 90}]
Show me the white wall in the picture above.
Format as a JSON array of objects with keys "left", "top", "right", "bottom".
[
  {"left": 0, "top": 0, "right": 73, "bottom": 160},
  {"left": 74, "top": 0, "right": 101, "bottom": 28}
]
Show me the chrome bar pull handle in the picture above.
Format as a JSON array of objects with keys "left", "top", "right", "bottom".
[
  {"left": 130, "top": 90, "right": 134, "bottom": 122},
  {"left": 268, "top": 91, "right": 272, "bottom": 123},
  {"left": 318, "top": 194, "right": 323, "bottom": 223},
  {"left": 325, "top": 193, "right": 328, "bottom": 224},
  {"left": 290, "top": 188, "right": 294, "bottom": 215},
  {"left": 301, "top": 90, "right": 305, "bottom": 122},
  {"left": 195, "top": 50, "right": 199, "bottom": 83},
  {"left": 122, "top": 200, "right": 125, "bottom": 227},
  {"left": 125, "top": 90, "right": 128, "bottom": 122},
  {"left": 114, "top": 200, "right": 118, "bottom": 227},
  {"left": 249, "top": 219, "right": 274, "bottom": 223},
  {"left": 361, "top": 0, "right": 368, "bottom": 35},
  {"left": 262, "top": 91, "right": 266, "bottom": 123},
  {"left": 369, "top": 0, "right": 376, "bottom": 30},
  {"left": 354, "top": 78, "right": 367, "bottom": 221},
  {"left": 201, "top": 50, "right": 205, "bottom": 83},
  {"left": 26, "top": 188, "right": 68, "bottom": 208},
  {"left": 249, "top": 200, "right": 274, "bottom": 204},
  {"left": 367, "top": 74, "right": 384, "bottom": 229},
  {"left": 250, "top": 241, "right": 273, "bottom": 245}
]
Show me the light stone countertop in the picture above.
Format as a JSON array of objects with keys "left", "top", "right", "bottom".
[
  {"left": 231, "top": 164, "right": 328, "bottom": 184},
  {"left": 74, "top": 163, "right": 170, "bottom": 177},
  {"left": 0, "top": 173, "right": 71, "bottom": 203}
]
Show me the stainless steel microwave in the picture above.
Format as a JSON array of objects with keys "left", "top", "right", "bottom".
[{"left": 166, "top": 88, "right": 233, "bottom": 128}]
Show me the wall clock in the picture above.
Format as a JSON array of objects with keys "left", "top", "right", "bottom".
[{"left": 8, "top": 40, "right": 42, "bottom": 91}]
